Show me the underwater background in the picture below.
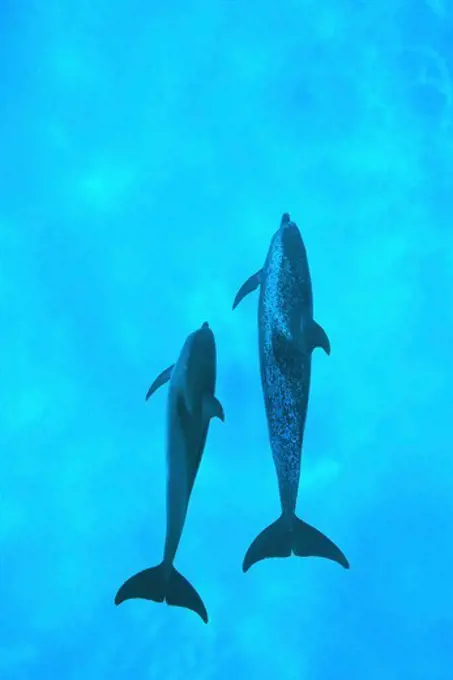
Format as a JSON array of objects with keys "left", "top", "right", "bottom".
[{"left": 1, "top": 0, "right": 452, "bottom": 678}]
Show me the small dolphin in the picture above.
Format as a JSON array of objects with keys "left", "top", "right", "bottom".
[
  {"left": 233, "top": 213, "right": 349, "bottom": 573},
  {"left": 114, "top": 322, "right": 224, "bottom": 623}
]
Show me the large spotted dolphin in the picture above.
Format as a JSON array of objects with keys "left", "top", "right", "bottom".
[
  {"left": 233, "top": 213, "right": 349, "bottom": 573},
  {"left": 114, "top": 322, "right": 224, "bottom": 623}
]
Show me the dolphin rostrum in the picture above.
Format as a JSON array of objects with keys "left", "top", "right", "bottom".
[
  {"left": 233, "top": 213, "right": 349, "bottom": 573},
  {"left": 114, "top": 322, "right": 224, "bottom": 623}
]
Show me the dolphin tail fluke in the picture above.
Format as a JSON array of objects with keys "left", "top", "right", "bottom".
[
  {"left": 243, "top": 516, "right": 292, "bottom": 572},
  {"left": 292, "top": 516, "right": 349, "bottom": 568},
  {"left": 243, "top": 515, "right": 349, "bottom": 572},
  {"left": 114, "top": 563, "right": 208, "bottom": 623}
]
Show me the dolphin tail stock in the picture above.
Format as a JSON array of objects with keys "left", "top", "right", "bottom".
[
  {"left": 242, "top": 514, "right": 349, "bottom": 573},
  {"left": 114, "top": 562, "right": 208, "bottom": 623}
]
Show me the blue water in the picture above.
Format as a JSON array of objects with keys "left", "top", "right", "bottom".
[{"left": 1, "top": 1, "right": 452, "bottom": 678}]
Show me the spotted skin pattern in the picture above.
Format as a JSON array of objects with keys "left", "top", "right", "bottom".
[{"left": 258, "top": 214, "right": 315, "bottom": 516}]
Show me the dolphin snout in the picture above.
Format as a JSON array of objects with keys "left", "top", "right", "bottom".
[
  {"left": 281, "top": 212, "right": 291, "bottom": 225},
  {"left": 281, "top": 212, "right": 297, "bottom": 230}
]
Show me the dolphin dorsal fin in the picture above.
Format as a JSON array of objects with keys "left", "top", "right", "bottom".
[
  {"left": 202, "top": 394, "right": 225, "bottom": 422},
  {"left": 309, "top": 321, "right": 331, "bottom": 355}
]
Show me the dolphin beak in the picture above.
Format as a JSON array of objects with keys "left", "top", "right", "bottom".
[{"left": 281, "top": 212, "right": 291, "bottom": 225}]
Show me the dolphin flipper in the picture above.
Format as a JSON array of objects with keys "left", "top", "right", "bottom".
[
  {"left": 243, "top": 514, "right": 349, "bottom": 572},
  {"left": 232, "top": 270, "right": 262, "bottom": 310},
  {"left": 115, "top": 563, "right": 208, "bottom": 623},
  {"left": 145, "top": 364, "right": 175, "bottom": 400},
  {"left": 309, "top": 321, "right": 331, "bottom": 355}
]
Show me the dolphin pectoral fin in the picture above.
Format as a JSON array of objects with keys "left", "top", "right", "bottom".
[
  {"left": 232, "top": 270, "right": 262, "bottom": 310},
  {"left": 309, "top": 321, "right": 331, "bottom": 355},
  {"left": 145, "top": 364, "right": 175, "bottom": 400},
  {"left": 202, "top": 394, "right": 225, "bottom": 422}
]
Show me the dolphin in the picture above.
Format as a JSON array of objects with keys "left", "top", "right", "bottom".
[
  {"left": 114, "top": 322, "right": 224, "bottom": 623},
  {"left": 233, "top": 213, "right": 349, "bottom": 573}
]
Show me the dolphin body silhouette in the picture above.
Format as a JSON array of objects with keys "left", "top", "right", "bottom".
[
  {"left": 114, "top": 322, "right": 224, "bottom": 623},
  {"left": 233, "top": 213, "right": 349, "bottom": 573}
]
